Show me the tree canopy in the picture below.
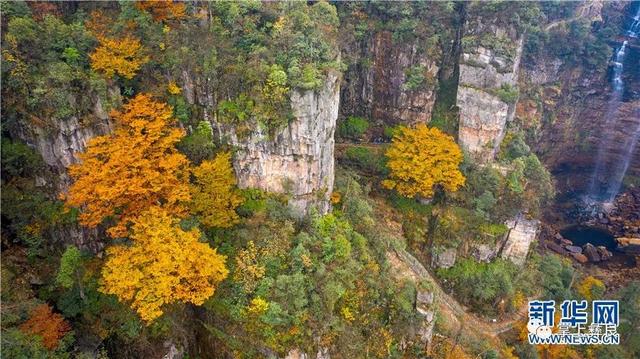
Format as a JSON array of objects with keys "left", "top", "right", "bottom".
[
  {"left": 65, "top": 93, "right": 191, "bottom": 238},
  {"left": 101, "top": 206, "right": 229, "bottom": 322},
  {"left": 383, "top": 124, "right": 465, "bottom": 198}
]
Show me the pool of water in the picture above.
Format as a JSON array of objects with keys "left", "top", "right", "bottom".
[{"left": 560, "top": 225, "right": 617, "bottom": 250}]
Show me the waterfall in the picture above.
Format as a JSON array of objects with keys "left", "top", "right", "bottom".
[
  {"left": 587, "top": 3, "right": 640, "bottom": 202},
  {"left": 606, "top": 109, "right": 640, "bottom": 201},
  {"left": 587, "top": 41, "right": 627, "bottom": 199},
  {"left": 626, "top": 6, "right": 640, "bottom": 38},
  {"left": 612, "top": 41, "right": 627, "bottom": 92}
]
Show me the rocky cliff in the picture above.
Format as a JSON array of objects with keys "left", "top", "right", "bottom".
[
  {"left": 8, "top": 92, "right": 119, "bottom": 251},
  {"left": 340, "top": 30, "right": 440, "bottom": 127},
  {"left": 456, "top": 17, "right": 523, "bottom": 162},
  {"left": 521, "top": 2, "right": 640, "bottom": 195},
  {"left": 212, "top": 73, "right": 341, "bottom": 216}
]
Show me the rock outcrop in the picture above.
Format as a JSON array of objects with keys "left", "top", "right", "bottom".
[
  {"left": 501, "top": 216, "right": 540, "bottom": 266},
  {"left": 432, "top": 247, "right": 457, "bottom": 269},
  {"left": 456, "top": 20, "right": 523, "bottom": 162},
  {"left": 12, "top": 97, "right": 114, "bottom": 192},
  {"left": 340, "top": 30, "right": 441, "bottom": 127},
  {"left": 9, "top": 93, "right": 119, "bottom": 251},
  {"left": 616, "top": 237, "right": 640, "bottom": 255},
  {"left": 213, "top": 72, "right": 341, "bottom": 216}
]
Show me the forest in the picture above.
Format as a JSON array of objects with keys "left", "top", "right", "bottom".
[{"left": 1, "top": 1, "right": 639, "bottom": 359}]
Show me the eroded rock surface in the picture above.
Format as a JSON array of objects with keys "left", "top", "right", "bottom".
[
  {"left": 501, "top": 216, "right": 540, "bottom": 266},
  {"left": 213, "top": 73, "right": 341, "bottom": 216},
  {"left": 456, "top": 25, "right": 523, "bottom": 162}
]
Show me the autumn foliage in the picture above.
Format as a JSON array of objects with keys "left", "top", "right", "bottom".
[
  {"left": 382, "top": 124, "right": 465, "bottom": 198},
  {"left": 20, "top": 304, "right": 71, "bottom": 350},
  {"left": 190, "top": 152, "right": 243, "bottom": 228},
  {"left": 65, "top": 94, "right": 191, "bottom": 238},
  {"left": 100, "top": 206, "right": 229, "bottom": 322},
  {"left": 135, "top": 1, "right": 187, "bottom": 22},
  {"left": 90, "top": 35, "right": 148, "bottom": 79}
]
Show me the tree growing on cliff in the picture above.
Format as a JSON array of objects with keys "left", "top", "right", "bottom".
[
  {"left": 65, "top": 94, "right": 191, "bottom": 238},
  {"left": 135, "top": 1, "right": 187, "bottom": 22},
  {"left": 190, "top": 152, "right": 243, "bottom": 228},
  {"left": 382, "top": 124, "right": 465, "bottom": 198},
  {"left": 90, "top": 36, "right": 148, "bottom": 79},
  {"left": 100, "top": 206, "right": 228, "bottom": 322}
]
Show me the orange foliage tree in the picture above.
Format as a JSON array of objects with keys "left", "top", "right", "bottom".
[
  {"left": 20, "top": 304, "right": 71, "bottom": 350},
  {"left": 65, "top": 94, "right": 191, "bottom": 238},
  {"left": 135, "top": 1, "right": 187, "bottom": 22},
  {"left": 190, "top": 152, "right": 243, "bottom": 228},
  {"left": 90, "top": 36, "right": 148, "bottom": 79},
  {"left": 382, "top": 124, "right": 465, "bottom": 198},
  {"left": 100, "top": 206, "right": 229, "bottom": 322}
]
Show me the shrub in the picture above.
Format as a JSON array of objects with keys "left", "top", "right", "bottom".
[
  {"left": 344, "top": 146, "right": 385, "bottom": 174},
  {"left": 338, "top": 116, "right": 369, "bottom": 141},
  {"left": 495, "top": 84, "right": 519, "bottom": 104},
  {"left": 438, "top": 258, "right": 518, "bottom": 315},
  {"left": 403, "top": 65, "right": 426, "bottom": 91}
]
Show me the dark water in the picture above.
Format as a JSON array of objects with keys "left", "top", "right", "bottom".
[{"left": 560, "top": 225, "right": 617, "bottom": 250}]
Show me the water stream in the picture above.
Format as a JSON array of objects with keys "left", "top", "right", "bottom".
[{"left": 587, "top": 4, "right": 640, "bottom": 204}]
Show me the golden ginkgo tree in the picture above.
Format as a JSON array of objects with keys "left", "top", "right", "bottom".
[
  {"left": 382, "top": 124, "right": 465, "bottom": 198},
  {"left": 100, "top": 206, "right": 229, "bottom": 321},
  {"left": 65, "top": 93, "right": 191, "bottom": 238},
  {"left": 65, "top": 94, "right": 242, "bottom": 322}
]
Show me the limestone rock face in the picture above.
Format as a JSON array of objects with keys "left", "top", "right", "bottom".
[
  {"left": 340, "top": 30, "right": 440, "bottom": 127},
  {"left": 213, "top": 72, "right": 341, "bottom": 216},
  {"left": 13, "top": 99, "right": 113, "bottom": 192},
  {"left": 9, "top": 94, "right": 118, "bottom": 251},
  {"left": 501, "top": 216, "right": 540, "bottom": 266},
  {"left": 471, "top": 243, "right": 496, "bottom": 262},
  {"left": 415, "top": 290, "right": 435, "bottom": 345},
  {"left": 457, "top": 26, "right": 523, "bottom": 162},
  {"left": 457, "top": 87, "right": 510, "bottom": 159},
  {"left": 432, "top": 248, "right": 457, "bottom": 269}
]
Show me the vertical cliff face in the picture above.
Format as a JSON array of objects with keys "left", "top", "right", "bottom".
[
  {"left": 521, "top": 2, "right": 640, "bottom": 195},
  {"left": 456, "top": 22, "right": 523, "bottom": 162},
  {"left": 13, "top": 100, "right": 114, "bottom": 192},
  {"left": 340, "top": 31, "right": 440, "bottom": 127},
  {"left": 212, "top": 72, "right": 341, "bottom": 216},
  {"left": 8, "top": 92, "right": 120, "bottom": 251}
]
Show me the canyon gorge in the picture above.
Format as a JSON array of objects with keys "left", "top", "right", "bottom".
[{"left": 2, "top": 1, "right": 639, "bottom": 358}]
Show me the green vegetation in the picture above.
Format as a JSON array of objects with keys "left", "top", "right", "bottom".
[
  {"left": 337, "top": 116, "right": 369, "bottom": 141},
  {"left": 438, "top": 258, "right": 519, "bottom": 315},
  {"left": 403, "top": 65, "right": 429, "bottom": 91},
  {"left": 343, "top": 146, "right": 386, "bottom": 174},
  {"left": 1, "top": 2, "right": 636, "bottom": 358},
  {"left": 494, "top": 84, "right": 519, "bottom": 104}
]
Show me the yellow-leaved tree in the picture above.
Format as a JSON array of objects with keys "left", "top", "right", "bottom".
[
  {"left": 135, "top": 1, "right": 187, "bottom": 22},
  {"left": 101, "top": 206, "right": 228, "bottom": 321},
  {"left": 90, "top": 36, "right": 148, "bottom": 79},
  {"left": 190, "top": 152, "right": 244, "bottom": 228},
  {"left": 65, "top": 94, "right": 191, "bottom": 238},
  {"left": 382, "top": 124, "right": 465, "bottom": 198}
]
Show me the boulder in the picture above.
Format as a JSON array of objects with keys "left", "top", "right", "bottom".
[
  {"left": 546, "top": 241, "right": 568, "bottom": 256},
  {"left": 582, "top": 243, "right": 601, "bottom": 262},
  {"left": 471, "top": 244, "right": 495, "bottom": 262},
  {"left": 570, "top": 253, "right": 589, "bottom": 264},
  {"left": 616, "top": 237, "right": 640, "bottom": 255},
  {"left": 596, "top": 246, "right": 613, "bottom": 261},
  {"left": 432, "top": 248, "right": 457, "bottom": 269},
  {"left": 560, "top": 238, "right": 574, "bottom": 246},
  {"left": 554, "top": 233, "right": 564, "bottom": 241},
  {"left": 565, "top": 245, "right": 582, "bottom": 254}
]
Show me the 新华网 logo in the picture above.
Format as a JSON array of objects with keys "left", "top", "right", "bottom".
[{"left": 527, "top": 300, "right": 620, "bottom": 345}]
